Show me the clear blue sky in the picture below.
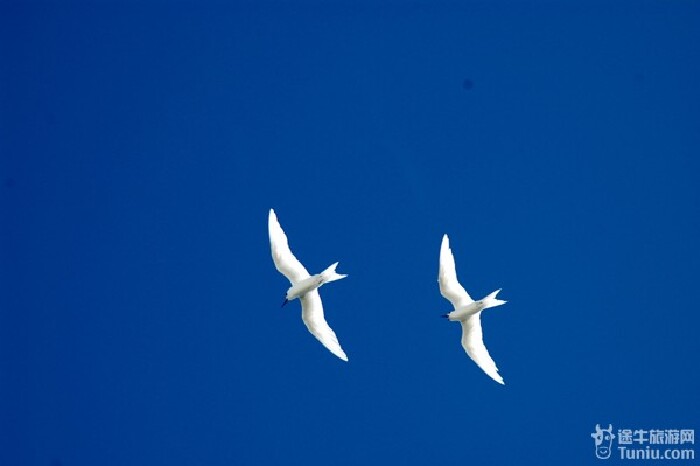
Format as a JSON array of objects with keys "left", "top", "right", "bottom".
[{"left": 1, "top": 1, "right": 698, "bottom": 465}]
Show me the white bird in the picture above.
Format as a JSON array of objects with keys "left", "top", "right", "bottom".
[
  {"left": 438, "top": 234, "right": 507, "bottom": 384},
  {"left": 268, "top": 209, "right": 349, "bottom": 362}
]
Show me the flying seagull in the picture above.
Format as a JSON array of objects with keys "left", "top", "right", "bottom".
[
  {"left": 268, "top": 209, "right": 349, "bottom": 362},
  {"left": 438, "top": 234, "right": 507, "bottom": 384}
]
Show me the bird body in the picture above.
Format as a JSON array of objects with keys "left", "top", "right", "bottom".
[
  {"left": 442, "top": 288, "right": 506, "bottom": 321},
  {"left": 284, "top": 262, "right": 346, "bottom": 303}
]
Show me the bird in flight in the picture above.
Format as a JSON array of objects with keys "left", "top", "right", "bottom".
[
  {"left": 438, "top": 234, "right": 507, "bottom": 384},
  {"left": 268, "top": 209, "right": 349, "bottom": 362}
]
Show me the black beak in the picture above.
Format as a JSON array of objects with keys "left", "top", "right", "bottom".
[
  {"left": 281, "top": 298, "right": 289, "bottom": 307},
  {"left": 440, "top": 314, "right": 450, "bottom": 318}
]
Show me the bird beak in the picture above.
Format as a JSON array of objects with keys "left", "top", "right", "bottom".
[{"left": 281, "top": 298, "right": 289, "bottom": 307}]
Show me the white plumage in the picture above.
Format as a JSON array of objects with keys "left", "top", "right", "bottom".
[
  {"left": 439, "top": 234, "right": 507, "bottom": 384},
  {"left": 268, "top": 209, "right": 348, "bottom": 362}
]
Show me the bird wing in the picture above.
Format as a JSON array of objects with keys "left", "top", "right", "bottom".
[
  {"left": 439, "top": 234, "right": 473, "bottom": 307},
  {"left": 268, "top": 209, "right": 310, "bottom": 283},
  {"left": 460, "top": 313, "right": 504, "bottom": 384},
  {"left": 300, "top": 290, "right": 348, "bottom": 362}
]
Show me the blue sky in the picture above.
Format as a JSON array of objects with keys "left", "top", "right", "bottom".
[{"left": 1, "top": 1, "right": 698, "bottom": 465}]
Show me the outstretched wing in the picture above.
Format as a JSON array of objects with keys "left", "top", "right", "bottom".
[
  {"left": 460, "top": 313, "right": 504, "bottom": 384},
  {"left": 268, "top": 209, "right": 310, "bottom": 284},
  {"left": 300, "top": 290, "right": 348, "bottom": 362},
  {"left": 439, "top": 234, "right": 473, "bottom": 307}
]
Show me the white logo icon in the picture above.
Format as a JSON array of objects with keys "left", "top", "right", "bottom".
[{"left": 591, "top": 424, "right": 616, "bottom": 459}]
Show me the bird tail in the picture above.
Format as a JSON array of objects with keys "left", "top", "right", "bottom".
[
  {"left": 321, "top": 262, "right": 348, "bottom": 283},
  {"left": 483, "top": 288, "right": 507, "bottom": 309}
]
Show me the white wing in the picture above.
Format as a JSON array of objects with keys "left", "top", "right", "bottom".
[
  {"left": 300, "top": 290, "right": 348, "bottom": 362},
  {"left": 268, "top": 209, "right": 310, "bottom": 283},
  {"left": 439, "top": 234, "right": 473, "bottom": 307},
  {"left": 460, "top": 313, "right": 504, "bottom": 384}
]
